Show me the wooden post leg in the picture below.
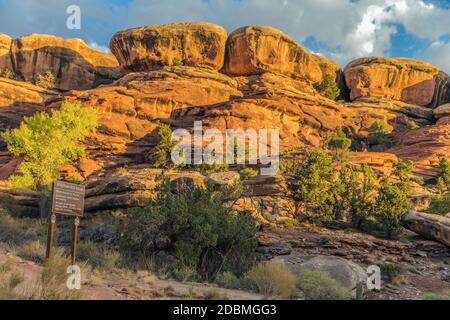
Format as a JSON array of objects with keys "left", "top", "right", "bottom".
[
  {"left": 46, "top": 213, "right": 56, "bottom": 260},
  {"left": 71, "top": 217, "right": 80, "bottom": 265}
]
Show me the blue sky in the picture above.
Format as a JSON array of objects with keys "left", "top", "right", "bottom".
[{"left": 0, "top": 0, "right": 449, "bottom": 72}]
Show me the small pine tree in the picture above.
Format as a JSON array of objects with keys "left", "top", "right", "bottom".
[
  {"left": 367, "top": 120, "right": 392, "bottom": 149},
  {"left": 437, "top": 157, "right": 450, "bottom": 191},
  {"left": 151, "top": 122, "right": 177, "bottom": 169},
  {"left": 314, "top": 75, "right": 340, "bottom": 101},
  {"left": 326, "top": 126, "right": 352, "bottom": 163}
]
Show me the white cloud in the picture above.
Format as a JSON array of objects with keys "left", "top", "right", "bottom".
[
  {"left": 0, "top": 0, "right": 449, "bottom": 72},
  {"left": 88, "top": 42, "right": 111, "bottom": 54},
  {"left": 419, "top": 40, "right": 450, "bottom": 74}
]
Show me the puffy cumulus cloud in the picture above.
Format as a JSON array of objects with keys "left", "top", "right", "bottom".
[{"left": 0, "top": 0, "right": 449, "bottom": 70}]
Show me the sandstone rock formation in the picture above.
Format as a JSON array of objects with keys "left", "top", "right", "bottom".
[
  {"left": 0, "top": 33, "right": 12, "bottom": 72},
  {"left": 344, "top": 57, "right": 450, "bottom": 107},
  {"left": 403, "top": 211, "right": 450, "bottom": 247},
  {"left": 110, "top": 22, "right": 228, "bottom": 73},
  {"left": 434, "top": 103, "right": 450, "bottom": 125},
  {"left": 223, "top": 26, "right": 340, "bottom": 84},
  {"left": 10, "top": 34, "right": 120, "bottom": 90}
]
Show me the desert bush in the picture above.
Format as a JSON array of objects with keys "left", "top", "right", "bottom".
[
  {"left": 279, "top": 158, "right": 301, "bottom": 176},
  {"left": 196, "top": 162, "right": 229, "bottom": 176},
  {"left": 1, "top": 69, "right": 20, "bottom": 80},
  {"left": 35, "top": 71, "right": 55, "bottom": 89},
  {"left": 151, "top": 121, "right": 180, "bottom": 169},
  {"left": 380, "top": 263, "right": 405, "bottom": 285},
  {"left": 421, "top": 290, "right": 450, "bottom": 300},
  {"left": 247, "top": 261, "right": 298, "bottom": 299},
  {"left": 0, "top": 213, "right": 45, "bottom": 246},
  {"left": 119, "top": 177, "right": 257, "bottom": 282},
  {"left": 239, "top": 168, "right": 258, "bottom": 180},
  {"left": 0, "top": 272, "right": 24, "bottom": 300},
  {"left": 290, "top": 150, "right": 335, "bottom": 220},
  {"left": 426, "top": 192, "right": 450, "bottom": 215},
  {"left": 407, "top": 120, "right": 420, "bottom": 129},
  {"left": 298, "top": 270, "right": 352, "bottom": 300},
  {"left": 437, "top": 157, "right": 450, "bottom": 192},
  {"left": 76, "top": 241, "right": 121, "bottom": 272},
  {"left": 215, "top": 271, "right": 240, "bottom": 289},
  {"left": 17, "top": 240, "right": 46, "bottom": 263},
  {"left": 314, "top": 75, "right": 340, "bottom": 101},
  {"left": 1, "top": 102, "right": 98, "bottom": 191},
  {"left": 326, "top": 126, "right": 351, "bottom": 162},
  {"left": 172, "top": 58, "right": 184, "bottom": 67},
  {"left": 32, "top": 253, "right": 82, "bottom": 300},
  {"left": 367, "top": 120, "right": 392, "bottom": 150}
]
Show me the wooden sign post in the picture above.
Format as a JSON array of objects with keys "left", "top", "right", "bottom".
[{"left": 46, "top": 181, "right": 86, "bottom": 264}]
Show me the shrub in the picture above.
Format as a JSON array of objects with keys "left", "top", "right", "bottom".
[
  {"left": 0, "top": 272, "right": 24, "bottom": 300},
  {"left": 421, "top": 290, "right": 450, "bottom": 300},
  {"left": 314, "top": 75, "right": 340, "bottom": 101},
  {"left": 17, "top": 240, "right": 46, "bottom": 263},
  {"left": 426, "top": 192, "right": 450, "bottom": 215},
  {"left": 215, "top": 271, "right": 240, "bottom": 289},
  {"left": 298, "top": 270, "right": 352, "bottom": 300},
  {"left": 151, "top": 122, "right": 178, "bottom": 169},
  {"left": 1, "top": 102, "right": 98, "bottom": 190},
  {"left": 76, "top": 241, "right": 121, "bottom": 272},
  {"left": 367, "top": 120, "right": 392, "bottom": 149},
  {"left": 196, "top": 162, "right": 229, "bottom": 176},
  {"left": 35, "top": 71, "right": 55, "bottom": 89},
  {"left": 291, "top": 150, "right": 335, "bottom": 220},
  {"left": 1, "top": 69, "right": 18, "bottom": 80},
  {"left": 380, "top": 263, "right": 405, "bottom": 285},
  {"left": 247, "top": 261, "right": 298, "bottom": 298},
  {"left": 239, "top": 168, "right": 258, "bottom": 180},
  {"left": 437, "top": 157, "right": 450, "bottom": 192},
  {"left": 407, "top": 120, "right": 420, "bottom": 129},
  {"left": 172, "top": 58, "right": 184, "bottom": 67},
  {"left": 326, "top": 126, "right": 351, "bottom": 163},
  {"left": 119, "top": 177, "right": 258, "bottom": 282}
]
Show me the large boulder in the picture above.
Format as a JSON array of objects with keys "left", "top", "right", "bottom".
[
  {"left": 434, "top": 103, "right": 450, "bottom": 125},
  {"left": 403, "top": 211, "right": 450, "bottom": 247},
  {"left": 110, "top": 22, "right": 228, "bottom": 73},
  {"left": 275, "top": 255, "right": 367, "bottom": 298},
  {"left": 0, "top": 33, "right": 12, "bottom": 72},
  {"left": 10, "top": 34, "right": 120, "bottom": 90},
  {"left": 344, "top": 57, "right": 450, "bottom": 107},
  {"left": 223, "top": 26, "right": 340, "bottom": 84}
]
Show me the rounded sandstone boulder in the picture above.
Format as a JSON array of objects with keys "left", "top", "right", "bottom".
[
  {"left": 223, "top": 26, "right": 340, "bottom": 84},
  {"left": 110, "top": 22, "right": 228, "bottom": 73},
  {"left": 344, "top": 57, "right": 450, "bottom": 107},
  {"left": 10, "top": 34, "right": 120, "bottom": 91}
]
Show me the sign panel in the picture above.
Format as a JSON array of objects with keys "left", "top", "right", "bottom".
[{"left": 51, "top": 181, "right": 86, "bottom": 217}]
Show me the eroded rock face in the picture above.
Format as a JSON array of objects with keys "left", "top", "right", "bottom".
[
  {"left": 0, "top": 33, "right": 12, "bottom": 72},
  {"left": 403, "top": 212, "right": 450, "bottom": 247},
  {"left": 11, "top": 34, "right": 120, "bottom": 90},
  {"left": 223, "top": 26, "right": 340, "bottom": 84},
  {"left": 344, "top": 57, "right": 450, "bottom": 107},
  {"left": 110, "top": 22, "right": 228, "bottom": 73}
]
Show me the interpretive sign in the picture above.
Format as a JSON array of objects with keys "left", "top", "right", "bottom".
[{"left": 51, "top": 181, "right": 86, "bottom": 217}]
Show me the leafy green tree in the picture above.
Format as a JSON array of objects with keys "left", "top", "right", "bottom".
[
  {"left": 120, "top": 177, "right": 257, "bottom": 281},
  {"left": 151, "top": 121, "right": 178, "bottom": 169},
  {"left": 1, "top": 102, "right": 98, "bottom": 191},
  {"left": 314, "top": 75, "right": 340, "bottom": 101},
  {"left": 326, "top": 126, "right": 352, "bottom": 163},
  {"left": 292, "top": 150, "right": 335, "bottom": 220},
  {"left": 368, "top": 120, "right": 392, "bottom": 149},
  {"left": 375, "top": 160, "right": 415, "bottom": 238},
  {"left": 345, "top": 164, "right": 377, "bottom": 229}
]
